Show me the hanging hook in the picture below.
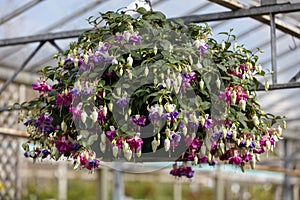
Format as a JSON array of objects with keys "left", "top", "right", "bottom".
[{"left": 289, "top": 36, "right": 297, "bottom": 51}]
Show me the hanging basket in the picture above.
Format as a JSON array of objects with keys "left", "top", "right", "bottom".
[{"left": 18, "top": 7, "right": 285, "bottom": 178}]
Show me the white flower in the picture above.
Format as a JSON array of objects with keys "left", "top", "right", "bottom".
[
  {"left": 277, "top": 125, "right": 282, "bottom": 136},
  {"left": 153, "top": 45, "right": 158, "bottom": 55}
]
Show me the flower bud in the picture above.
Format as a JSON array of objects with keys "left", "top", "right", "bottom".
[
  {"left": 116, "top": 88, "right": 121, "bottom": 96},
  {"left": 127, "top": 55, "right": 133, "bottom": 67},
  {"left": 84, "top": 54, "right": 89, "bottom": 65},
  {"left": 103, "top": 106, "right": 108, "bottom": 117},
  {"left": 100, "top": 133, "right": 106, "bottom": 143},
  {"left": 61, "top": 121, "right": 67, "bottom": 132},
  {"left": 239, "top": 99, "right": 246, "bottom": 111},
  {"left": 208, "top": 153, "right": 212, "bottom": 163},
  {"left": 221, "top": 41, "right": 226, "bottom": 51},
  {"left": 91, "top": 110, "right": 98, "bottom": 123},
  {"left": 119, "top": 67, "right": 123, "bottom": 76},
  {"left": 81, "top": 111, "right": 88, "bottom": 123},
  {"left": 233, "top": 42, "right": 238, "bottom": 51},
  {"left": 194, "top": 39, "right": 200, "bottom": 48},
  {"left": 222, "top": 126, "right": 227, "bottom": 139},
  {"left": 194, "top": 156, "right": 199, "bottom": 165},
  {"left": 164, "top": 138, "right": 170, "bottom": 152},
  {"left": 100, "top": 142, "right": 106, "bottom": 153},
  {"left": 152, "top": 139, "right": 158, "bottom": 152},
  {"left": 136, "top": 149, "right": 142, "bottom": 158},
  {"left": 283, "top": 120, "right": 287, "bottom": 129},
  {"left": 252, "top": 115, "right": 260, "bottom": 127},
  {"left": 169, "top": 44, "right": 173, "bottom": 53},
  {"left": 182, "top": 126, "right": 188, "bottom": 136},
  {"left": 112, "top": 145, "right": 119, "bottom": 158},
  {"left": 108, "top": 102, "right": 113, "bottom": 112},
  {"left": 153, "top": 45, "right": 158, "bottom": 55},
  {"left": 266, "top": 140, "right": 271, "bottom": 150},
  {"left": 219, "top": 141, "right": 225, "bottom": 154},
  {"left": 144, "top": 66, "right": 149, "bottom": 77},
  {"left": 166, "top": 78, "right": 171, "bottom": 90},
  {"left": 216, "top": 78, "right": 221, "bottom": 90},
  {"left": 74, "top": 58, "right": 79, "bottom": 68},
  {"left": 231, "top": 90, "right": 237, "bottom": 104},
  {"left": 124, "top": 149, "right": 132, "bottom": 161},
  {"left": 265, "top": 79, "right": 269, "bottom": 91},
  {"left": 165, "top": 128, "right": 171, "bottom": 138},
  {"left": 199, "top": 79, "right": 204, "bottom": 90},
  {"left": 277, "top": 125, "right": 282, "bottom": 136},
  {"left": 60, "top": 59, "right": 65, "bottom": 66},
  {"left": 112, "top": 58, "right": 118, "bottom": 65}
]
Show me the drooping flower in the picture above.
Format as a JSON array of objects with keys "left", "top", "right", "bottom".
[
  {"left": 36, "top": 114, "right": 54, "bottom": 133},
  {"left": 32, "top": 78, "right": 52, "bottom": 93},
  {"left": 130, "top": 115, "right": 146, "bottom": 127}
]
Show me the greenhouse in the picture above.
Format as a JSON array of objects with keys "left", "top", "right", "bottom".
[{"left": 0, "top": 0, "right": 299, "bottom": 199}]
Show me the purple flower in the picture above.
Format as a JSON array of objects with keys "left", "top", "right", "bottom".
[
  {"left": 170, "top": 133, "right": 181, "bottom": 147},
  {"left": 229, "top": 156, "right": 243, "bottom": 165},
  {"left": 56, "top": 136, "right": 72, "bottom": 154},
  {"left": 71, "top": 143, "right": 81, "bottom": 151},
  {"left": 56, "top": 93, "right": 72, "bottom": 107},
  {"left": 162, "top": 111, "right": 179, "bottom": 121},
  {"left": 24, "top": 119, "right": 36, "bottom": 126},
  {"left": 105, "top": 127, "right": 116, "bottom": 142},
  {"left": 116, "top": 98, "right": 130, "bottom": 109},
  {"left": 129, "top": 35, "right": 142, "bottom": 45},
  {"left": 87, "top": 159, "right": 99, "bottom": 170},
  {"left": 199, "top": 156, "right": 208, "bottom": 164},
  {"left": 130, "top": 115, "right": 146, "bottom": 127},
  {"left": 36, "top": 114, "right": 54, "bottom": 133},
  {"left": 197, "top": 43, "right": 209, "bottom": 55},
  {"left": 126, "top": 137, "right": 143, "bottom": 151}
]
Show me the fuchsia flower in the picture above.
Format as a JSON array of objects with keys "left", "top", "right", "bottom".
[
  {"left": 56, "top": 92, "right": 72, "bottom": 107},
  {"left": 32, "top": 78, "right": 52, "bottom": 93},
  {"left": 130, "top": 115, "right": 146, "bottom": 126},
  {"left": 170, "top": 162, "right": 195, "bottom": 178}
]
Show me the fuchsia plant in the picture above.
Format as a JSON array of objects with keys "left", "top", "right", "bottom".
[{"left": 17, "top": 7, "right": 285, "bottom": 177}]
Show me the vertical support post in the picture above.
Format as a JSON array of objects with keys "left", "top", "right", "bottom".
[
  {"left": 283, "top": 139, "right": 291, "bottom": 200},
  {"left": 274, "top": 185, "right": 282, "bottom": 200},
  {"left": 97, "top": 168, "right": 108, "bottom": 200},
  {"left": 113, "top": 163, "right": 124, "bottom": 200},
  {"left": 293, "top": 184, "right": 299, "bottom": 200},
  {"left": 270, "top": 12, "right": 277, "bottom": 84},
  {"left": 173, "top": 182, "right": 182, "bottom": 200},
  {"left": 57, "top": 162, "right": 68, "bottom": 200},
  {"left": 214, "top": 167, "right": 224, "bottom": 200}
]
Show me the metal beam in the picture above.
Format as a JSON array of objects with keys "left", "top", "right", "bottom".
[
  {"left": 178, "top": 3, "right": 300, "bottom": 22},
  {"left": 0, "top": 0, "right": 44, "bottom": 25},
  {"left": 0, "top": 42, "right": 45, "bottom": 95},
  {"left": 0, "top": 29, "right": 86, "bottom": 47},
  {"left": 256, "top": 82, "right": 300, "bottom": 91},
  {"left": 207, "top": 0, "right": 300, "bottom": 38}
]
